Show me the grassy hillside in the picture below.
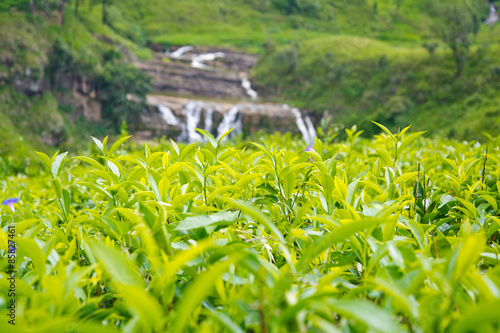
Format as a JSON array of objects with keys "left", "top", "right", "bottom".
[
  {"left": 253, "top": 34, "right": 500, "bottom": 139},
  {"left": 115, "top": 0, "right": 439, "bottom": 51}
]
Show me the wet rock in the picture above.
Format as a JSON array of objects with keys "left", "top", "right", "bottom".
[{"left": 136, "top": 59, "right": 246, "bottom": 98}]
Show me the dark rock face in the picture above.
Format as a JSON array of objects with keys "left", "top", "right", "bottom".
[
  {"left": 12, "top": 68, "right": 48, "bottom": 96},
  {"left": 57, "top": 90, "right": 101, "bottom": 123},
  {"left": 10, "top": 68, "right": 101, "bottom": 124},
  {"left": 13, "top": 76, "right": 46, "bottom": 96},
  {"left": 136, "top": 59, "right": 245, "bottom": 98}
]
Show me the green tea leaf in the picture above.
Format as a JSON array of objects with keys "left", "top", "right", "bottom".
[
  {"left": 51, "top": 152, "right": 68, "bottom": 178},
  {"left": 88, "top": 241, "right": 143, "bottom": 286},
  {"left": 108, "top": 135, "right": 132, "bottom": 156}
]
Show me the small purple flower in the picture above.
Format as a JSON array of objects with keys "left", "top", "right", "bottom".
[
  {"left": 2, "top": 198, "right": 19, "bottom": 213},
  {"left": 305, "top": 144, "right": 315, "bottom": 152}
]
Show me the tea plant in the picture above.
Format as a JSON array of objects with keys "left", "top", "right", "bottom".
[{"left": 1, "top": 127, "right": 499, "bottom": 332}]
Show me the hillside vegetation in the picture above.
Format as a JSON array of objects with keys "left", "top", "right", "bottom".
[
  {"left": 0, "top": 4, "right": 151, "bottom": 155},
  {"left": 254, "top": 35, "right": 500, "bottom": 139},
  {"left": 250, "top": 0, "right": 500, "bottom": 139},
  {"left": 115, "top": 0, "right": 436, "bottom": 49},
  {"left": 0, "top": 0, "right": 499, "bottom": 154}
]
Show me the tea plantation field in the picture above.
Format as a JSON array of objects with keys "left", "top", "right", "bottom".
[{"left": 1, "top": 125, "right": 500, "bottom": 332}]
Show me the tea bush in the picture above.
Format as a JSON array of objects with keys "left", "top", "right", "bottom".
[{"left": 1, "top": 126, "right": 500, "bottom": 332}]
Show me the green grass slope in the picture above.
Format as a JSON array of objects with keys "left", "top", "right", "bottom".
[
  {"left": 253, "top": 32, "right": 500, "bottom": 139},
  {"left": 115, "top": 0, "right": 438, "bottom": 50}
]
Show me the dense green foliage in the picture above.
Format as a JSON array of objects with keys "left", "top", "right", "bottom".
[
  {"left": 1, "top": 2, "right": 499, "bottom": 330},
  {"left": 97, "top": 62, "right": 151, "bottom": 129},
  {"left": 1, "top": 128, "right": 500, "bottom": 332}
]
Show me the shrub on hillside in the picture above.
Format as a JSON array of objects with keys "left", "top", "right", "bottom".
[{"left": 97, "top": 62, "right": 150, "bottom": 129}]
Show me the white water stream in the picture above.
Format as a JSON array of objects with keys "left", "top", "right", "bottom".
[
  {"left": 154, "top": 100, "right": 315, "bottom": 144},
  {"left": 178, "top": 102, "right": 204, "bottom": 143},
  {"left": 304, "top": 115, "right": 317, "bottom": 144},
  {"left": 486, "top": 4, "right": 499, "bottom": 25},
  {"left": 191, "top": 52, "right": 225, "bottom": 69},
  {"left": 290, "top": 107, "right": 316, "bottom": 144},
  {"left": 158, "top": 104, "right": 179, "bottom": 126},
  {"left": 167, "top": 46, "right": 194, "bottom": 58},
  {"left": 217, "top": 106, "right": 242, "bottom": 139},
  {"left": 241, "top": 77, "right": 258, "bottom": 100},
  {"left": 204, "top": 107, "right": 213, "bottom": 134}
]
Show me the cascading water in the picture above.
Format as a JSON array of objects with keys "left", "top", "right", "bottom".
[
  {"left": 241, "top": 77, "right": 258, "bottom": 100},
  {"left": 304, "top": 115, "right": 317, "bottom": 144},
  {"left": 155, "top": 100, "right": 316, "bottom": 144},
  {"left": 158, "top": 104, "right": 180, "bottom": 126},
  {"left": 191, "top": 52, "right": 225, "bottom": 69},
  {"left": 154, "top": 46, "right": 317, "bottom": 144},
  {"left": 217, "top": 106, "right": 242, "bottom": 139},
  {"left": 166, "top": 45, "right": 225, "bottom": 70},
  {"left": 168, "top": 45, "right": 194, "bottom": 58},
  {"left": 152, "top": 96, "right": 316, "bottom": 145},
  {"left": 486, "top": 4, "right": 499, "bottom": 25},
  {"left": 290, "top": 107, "right": 316, "bottom": 144},
  {"left": 179, "top": 101, "right": 204, "bottom": 143},
  {"left": 204, "top": 107, "right": 213, "bottom": 135}
]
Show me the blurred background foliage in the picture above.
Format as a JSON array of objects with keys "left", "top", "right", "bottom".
[{"left": 0, "top": 0, "right": 499, "bottom": 153}]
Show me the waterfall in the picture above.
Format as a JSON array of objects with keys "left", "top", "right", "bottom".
[
  {"left": 191, "top": 52, "right": 225, "bottom": 69},
  {"left": 291, "top": 107, "right": 315, "bottom": 144},
  {"left": 158, "top": 104, "right": 179, "bottom": 126},
  {"left": 159, "top": 100, "right": 220, "bottom": 143},
  {"left": 179, "top": 101, "right": 204, "bottom": 143},
  {"left": 168, "top": 45, "right": 194, "bottom": 58},
  {"left": 304, "top": 115, "right": 317, "bottom": 144},
  {"left": 217, "top": 106, "right": 242, "bottom": 139},
  {"left": 241, "top": 78, "right": 258, "bottom": 100},
  {"left": 205, "top": 107, "right": 213, "bottom": 134},
  {"left": 166, "top": 46, "right": 225, "bottom": 69},
  {"left": 149, "top": 97, "right": 316, "bottom": 145}
]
